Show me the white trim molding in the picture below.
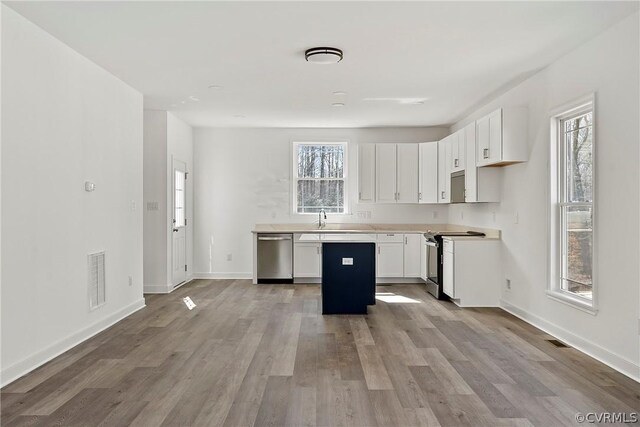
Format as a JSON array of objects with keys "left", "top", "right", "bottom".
[
  {"left": 0, "top": 299, "right": 146, "bottom": 388},
  {"left": 193, "top": 272, "right": 252, "bottom": 280},
  {"left": 500, "top": 299, "right": 639, "bottom": 382}
]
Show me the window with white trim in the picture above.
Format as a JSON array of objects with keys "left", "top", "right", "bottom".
[
  {"left": 293, "top": 142, "right": 347, "bottom": 214},
  {"left": 550, "top": 98, "right": 595, "bottom": 308}
]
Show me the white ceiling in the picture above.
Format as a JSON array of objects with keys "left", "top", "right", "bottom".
[{"left": 5, "top": 1, "right": 638, "bottom": 128}]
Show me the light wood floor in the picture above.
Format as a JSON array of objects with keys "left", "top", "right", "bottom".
[{"left": 2, "top": 280, "right": 639, "bottom": 426}]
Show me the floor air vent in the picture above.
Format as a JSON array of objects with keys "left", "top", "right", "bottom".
[
  {"left": 88, "top": 252, "right": 106, "bottom": 309},
  {"left": 547, "top": 339, "right": 569, "bottom": 348}
]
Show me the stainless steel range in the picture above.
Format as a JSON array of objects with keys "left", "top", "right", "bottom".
[{"left": 424, "top": 230, "right": 485, "bottom": 299}]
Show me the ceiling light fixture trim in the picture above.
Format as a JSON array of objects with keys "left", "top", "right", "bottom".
[{"left": 305, "top": 47, "right": 343, "bottom": 64}]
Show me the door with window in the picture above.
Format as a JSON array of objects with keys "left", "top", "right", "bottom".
[{"left": 172, "top": 159, "right": 187, "bottom": 286}]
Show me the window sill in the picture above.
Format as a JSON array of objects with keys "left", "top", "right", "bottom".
[{"left": 546, "top": 290, "right": 598, "bottom": 315}]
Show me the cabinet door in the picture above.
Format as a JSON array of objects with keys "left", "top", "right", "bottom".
[
  {"left": 438, "top": 137, "right": 451, "bottom": 203},
  {"left": 377, "top": 243, "right": 404, "bottom": 277},
  {"left": 450, "top": 132, "right": 459, "bottom": 171},
  {"left": 464, "top": 122, "right": 477, "bottom": 202},
  {"left": 443, "top": 248, "right": 454, "bottom": 297},
  {"left": 418, "top": 142, "right": 438, "bottom": 204},
  {"left": 358, "top": 144, "right": 376, "bottom": 203},
  {"left": 403, "top": 234, "right": 422, "bottom": 277},
  {"left": 396, "top": 144, "right": 419, "bottom": 203},
  {"left": 376, "top": 144, "right": 397, "bottom": 203},
  {"left": 420, "top": 239, "right": 427, "bottom": 281},
  {"left": 488, "top": 109, "right": 503, "bottom": 165},
  {"left": 293, "top": 243, "right": 321, "bottom": 278},
  {"left": 476, "top": 115, "right": 490, "bottom": 166},
  {"left": 456, "top": 129, "right": 465, "bottom": 171}
]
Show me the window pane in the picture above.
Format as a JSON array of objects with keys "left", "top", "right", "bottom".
[
  {"left": 564, "top": 113, "right": 593, "bottom": 203},
  {"left": 561, "top": 205, "right": 593, "bottom": 299},
  {"left": 297, "top": 179, "right": 344, "bottom": 213},
  {"left": 297, "top": 144, "right": 344, "bottom": 179}
]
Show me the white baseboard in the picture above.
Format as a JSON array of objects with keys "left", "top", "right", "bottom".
[
  {"left": 500, "top": 299, "right": 640, "bottom": 382},
  {"left": 193, "top": 272, "right": 252, "bottom": 280},
  {"left": 1, "top": 298, "right": 146, "bottom": 388},
  {"left": 143, "top": 283, "right": 172, "bottom": 294}
]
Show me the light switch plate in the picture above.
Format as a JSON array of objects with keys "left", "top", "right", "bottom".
[{"left": 342, "top": 258, "right": 354, "bottom": 265}]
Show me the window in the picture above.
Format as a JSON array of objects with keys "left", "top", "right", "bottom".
[
  {"left": 549, "top": 96, "right": 595, "bottom": 311},
  {"left": 293, "top": 142, "right": 347, "bottom": 214}
]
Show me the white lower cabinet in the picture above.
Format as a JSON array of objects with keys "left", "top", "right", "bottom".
[
  {"left": 376, "top": 241, "right": 404, "bottom": 277},
  {"left": 403, "top": 234, "right": 422, "bottom": 277},
  {"left": 420, "top": 237, "right": 428, "bottom": 281},
  {"left": 293, "top": 243, "right": 321, "bottom": 278},
  {"left": 441, "top": 237, "right": 502, "bottom": 307}
]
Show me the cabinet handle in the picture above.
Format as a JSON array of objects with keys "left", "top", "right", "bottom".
[
  {"left": 454, "top": 159, "right": 459, "bottom": 167},
  {"left": 405, "top": 236, "right": 408, "bottom": 245},
  {"left": 397, "top": 192, "right": 400, "bottom": 200},
  {"left": 418, "top": 192, "right": 422, "bottom": 200},
  {"left": 441, "top": 191, "right": 445, "bottom": 199},
  {"left": 483, "top": 148, "right": 489, "bottom": 159},
  {"left": 378, "top": 246, "right": 380, "bottom": 255},
  {"left": 317, "top": 246, "right": 320, "bottom": 255},
  {"left": 359, "top": 191, "right": 362, "bottom": 200}
]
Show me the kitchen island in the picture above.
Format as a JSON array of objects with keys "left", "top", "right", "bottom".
[{"left": 252, "top": 223, "right": 500, "bottom": 285}]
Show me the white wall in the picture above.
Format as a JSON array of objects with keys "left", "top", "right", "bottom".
[
  {"left": 449, "top": 12, "right": 639, "bottom": 379},
  {"left": 193, "top": 127, "right": 449, "bottom": 278},
  {"left": 143, "top": 111, "right": 193, "bottom": 293},
  {"left": 1, "top": 6, "right": 144, "bottom": 385}
]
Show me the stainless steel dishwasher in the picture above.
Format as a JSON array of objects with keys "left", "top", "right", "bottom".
[{"left": 257, "top": 233, "right": 293, "bottom": 283}]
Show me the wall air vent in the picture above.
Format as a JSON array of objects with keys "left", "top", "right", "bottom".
[{"left": 88, "top": 251, "right": 106, "bottom": 309}]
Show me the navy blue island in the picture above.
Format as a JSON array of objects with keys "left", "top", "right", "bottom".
[{"left": 321, "top": 242, "right": 376, "bottom": 315}]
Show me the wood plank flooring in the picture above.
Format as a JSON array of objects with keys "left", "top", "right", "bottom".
[{"left": 2, "top": 280, "right": 639, "bottom": 426}]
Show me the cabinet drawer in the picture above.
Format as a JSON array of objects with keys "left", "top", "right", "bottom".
[
  {"left": 294, "top": 233, "right": 321, "bottom": 242},
  {"left": 377, "top": 233, "right": 404, "bottom": 243}
]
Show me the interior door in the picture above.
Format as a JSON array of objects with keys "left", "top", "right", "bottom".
[{"left": 172, "top": 159, "right": 187, "bottom": 286}]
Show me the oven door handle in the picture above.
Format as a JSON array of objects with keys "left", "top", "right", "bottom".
[{"left": 425, "top": 241, "right": 437, "bottom": 247}]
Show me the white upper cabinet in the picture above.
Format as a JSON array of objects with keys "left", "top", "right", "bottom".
[
  {"left": 358, "top": 144, "right": 376, "bottom": 203},
  {"left": 418, "top": 141, "right": 438, "bottom": 204},
  {"left": 396, "top": 144, "right": 419, "bottom": 204},
  {"left": 375, "top": 144, "right": 397, "bottom": 203},
  {"left": 464, "top": 121, "right": 500, "bottom": 203},
  {"left": 438, "top": 137, "right": 451, "bottom": 203},
  {"left": 375, "top": 143, "right": 419, "bottom": 204},
  {"left": 450, "top": 129, "right": 465, "bottom": 172},
  {"left": 476, "top": 107, "right": 528, "bottom": 167}
]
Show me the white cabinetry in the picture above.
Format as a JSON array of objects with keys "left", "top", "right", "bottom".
[
  {"left": 476, "top": 107, "right": 528, "bottom": 167},
  {"left": 438, "top": 137, "right": 451, "bottom": 203},
  {"left": 464, "top": 121, "right": 500, "bottom": 203},
  {"left": 418, "top": 142, "right": 438, "bottom": 204},
  {"left": 450, "top": 129, "right": 465, "bottom": 173},
  {"left": 377, "top": 233, "right": 404, "bottom": 277},
  {"left": 420, "top": 236, "right": 428, "bottom": 281},
  {"left": 376, "top": 144, "right": 419, "bottom": 204},
  {"left": 375, "top": 144, "right": 398, "bottom": 203},
  {"left": 403, "top": 234, "right": 422, "bottom": 277},
  {"left": 441, "top": 237, "right": 502, "bottom": 307},
  {"left": 396, "top": 144, "right": 419, "bottom": 203},
  {"left": 293, "top": 234, "right": 321, "bottom": 278},
  {"left": 358, "top": 144, "right": 376, "bottom": 203}
]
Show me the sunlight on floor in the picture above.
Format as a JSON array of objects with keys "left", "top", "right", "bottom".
[{"left": 375, "top": 292, "right": 421, "bottom": 304}]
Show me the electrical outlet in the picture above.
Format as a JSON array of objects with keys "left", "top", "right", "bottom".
[
  {"left": 366, "top": 211, "right": 371, "bottom": 219},
  {"left": 226, "top": 253, "right": 233, "bottom": 262},
  {"left": 505, "top": 278, "right": 511, "bottom": 290},
  {"left": 357, "top": 211, "right": 367, "bottom": 219},
  {"left": 460, "top": 211, "right": 464, "bottom": 220},
  {"left": 128, "top": 276, "right": 133, "bottom": 287},
  {"left": 432, "top": 211, "right": 438, "bottom": 219}
]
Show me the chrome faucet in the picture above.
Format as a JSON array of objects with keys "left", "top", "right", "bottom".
[{"left": 318, "top": 209, "right": 327, "bottom": 228}]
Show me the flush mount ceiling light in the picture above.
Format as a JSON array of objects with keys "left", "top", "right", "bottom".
[
  {"left": 333, "top": 91, "right": 347, "bottom": 96},
  {"left": 332, "top": 103, "right": 345, "bottom": 107},
  {"left": 305, "top": 47, "right": 343, "bottom": 64},
  {"left": 208, "top": 84, "right": 222, "bottom": 89}
]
